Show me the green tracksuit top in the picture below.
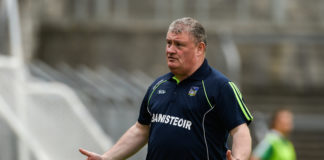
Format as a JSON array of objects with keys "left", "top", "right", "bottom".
[{"left": 253, "top": 130, "right": 296, "bottom": 160}]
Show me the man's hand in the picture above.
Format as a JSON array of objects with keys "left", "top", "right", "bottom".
[
  {"left": 79, "top": 148, "right": 104, "bottom": 160},
  {"left": 79, "top": 122, "right": 149, "bottom": 160}
]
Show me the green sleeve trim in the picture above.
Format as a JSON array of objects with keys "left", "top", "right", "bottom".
[
  {"left": 202, "top": 80, "right": 213, "bottom": 108},
  {"left": 147, "top": 80, "right": 168, "bottom": 109},
  {"left": 228, "top": 82, "right": 253, "bottom": 121}
]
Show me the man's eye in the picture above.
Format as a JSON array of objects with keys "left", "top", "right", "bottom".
[{"left": 175, "top": 43, "right": 182, "bottom": 47}]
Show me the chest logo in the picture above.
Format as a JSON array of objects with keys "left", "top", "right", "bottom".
[
  {"left": 157, "top": 89, "right": 166, "bottom": 94},
  {"left": 188, "top": 86, "right": 199, "bottom": 96}
]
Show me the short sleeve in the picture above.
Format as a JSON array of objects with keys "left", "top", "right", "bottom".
[
  {"left": 137, "top": 87, "right": 152, "bottom": 125},
  {"left": 216, "top": 82, "right": 253, "bottom": 131}
]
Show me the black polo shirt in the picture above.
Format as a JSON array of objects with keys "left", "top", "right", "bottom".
[{"left": 138, "top": 59, "right": 253, "bottom": 160}]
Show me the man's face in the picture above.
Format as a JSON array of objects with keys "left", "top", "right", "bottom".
[{"left": 165, "top": 31, "right": 199, "bottom": 75}]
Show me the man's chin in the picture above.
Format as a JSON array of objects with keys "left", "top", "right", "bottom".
[
  {"left": 167, "top": 64, "right": 178, "bottom": 70},
  {"left": 168, "top": 65, "right": 181, "bottom": 74}
]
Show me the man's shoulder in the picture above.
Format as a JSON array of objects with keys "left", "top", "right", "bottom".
[
  {"left": 205, "top": 68, "right": 230, "bottom": 86},
  {"left": 200, "top": 68, "right": 232, "bottom": 99},
  {"left": 148, "top": 72, "right": 172, "bottom": 88},
  {"left": 265, "top": 130, "right": 282, "bottom": 143}
]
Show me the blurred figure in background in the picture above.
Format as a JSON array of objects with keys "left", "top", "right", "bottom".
[{"left": 251, "top": 108, "right": 296, "bottom": 160}]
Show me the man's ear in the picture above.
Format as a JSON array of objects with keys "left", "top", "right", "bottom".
[{"left": 197, "top": 42, "right": 206, "bottom": 56}]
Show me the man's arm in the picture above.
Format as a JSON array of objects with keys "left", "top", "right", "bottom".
[
  {"left": 80, "top": 122, "right": 150, "bottom": 160},
  {"left": 227, "top": 123, "right": 252, "bottom": 160}
]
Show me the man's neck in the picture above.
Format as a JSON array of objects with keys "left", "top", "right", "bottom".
[{"left": 173, "top": 59, "right": 204, "bottom": 82}]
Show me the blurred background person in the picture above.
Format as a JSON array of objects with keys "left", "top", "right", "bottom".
[{"left": 251, "top": 108, "right": 296, "bottom": 160}]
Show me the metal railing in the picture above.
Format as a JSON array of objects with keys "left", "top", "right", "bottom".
[
  {"left": 29, "top": 61, "right": 153, "bottom": 160},
  {"left": 0, "top": 0, "right": 114, "bottom": 159}
]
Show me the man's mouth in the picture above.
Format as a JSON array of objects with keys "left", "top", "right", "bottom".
[{"left": 168, "top": 57, "right": 177, "bottom": 61}]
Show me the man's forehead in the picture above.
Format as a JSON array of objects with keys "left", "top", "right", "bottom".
[{"left": 166, "top": 31, "right": 192, "bottom": 40}]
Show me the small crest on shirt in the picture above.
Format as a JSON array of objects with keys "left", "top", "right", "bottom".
[
  {"left": 188, "top": 86, "right": 199, "bottom": 96},
  {"left": 158, "top": 89, "right": 166, "bottom": 94}
]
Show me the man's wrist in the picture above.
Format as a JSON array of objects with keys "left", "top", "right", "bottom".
[
  {"left": 102, "top": 154, "right": 121, "bottom": 160},
  {"left": 101, "top": 154, "right": 110, "bottom": 160}
]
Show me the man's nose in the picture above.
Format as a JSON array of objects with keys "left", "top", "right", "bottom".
[{"left": 166, "top": 45, "right": 176, "bottom": 54}]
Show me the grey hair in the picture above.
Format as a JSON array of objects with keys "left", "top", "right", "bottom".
[{"left": 168, "top": 17, "right": 207, "bottom": 47}]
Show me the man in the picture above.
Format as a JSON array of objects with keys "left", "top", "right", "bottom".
[
  {"left": 251, "top": 109, "right": 296, "bottom": 160},
  {"left": 80, "top": 17, "right": 253, "bottom": 160}
]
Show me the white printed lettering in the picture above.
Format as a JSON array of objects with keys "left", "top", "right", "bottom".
[
  {"left": 173, "top": 117, "right": 179, "bottom": 126},
  {"left": 170, "top": 116, "right": 175, "bottom": 124},
  {"left": 150, "top": 113, "right": 192, "bottom": 130},
  {"left": 178, "top": 119, "right": 183, "bottom": 127},
  {"left": 158, "top": 114, "right": 165, "bottom": 122},
  {"left": 185, "top": 121, "right": 192, "bottom": 130},
  {"left": 151, "top": 114, "right": 156, "bottom": 122},
  {"left": 165, "top": 115, "right": 170, "bottom": 123}
]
